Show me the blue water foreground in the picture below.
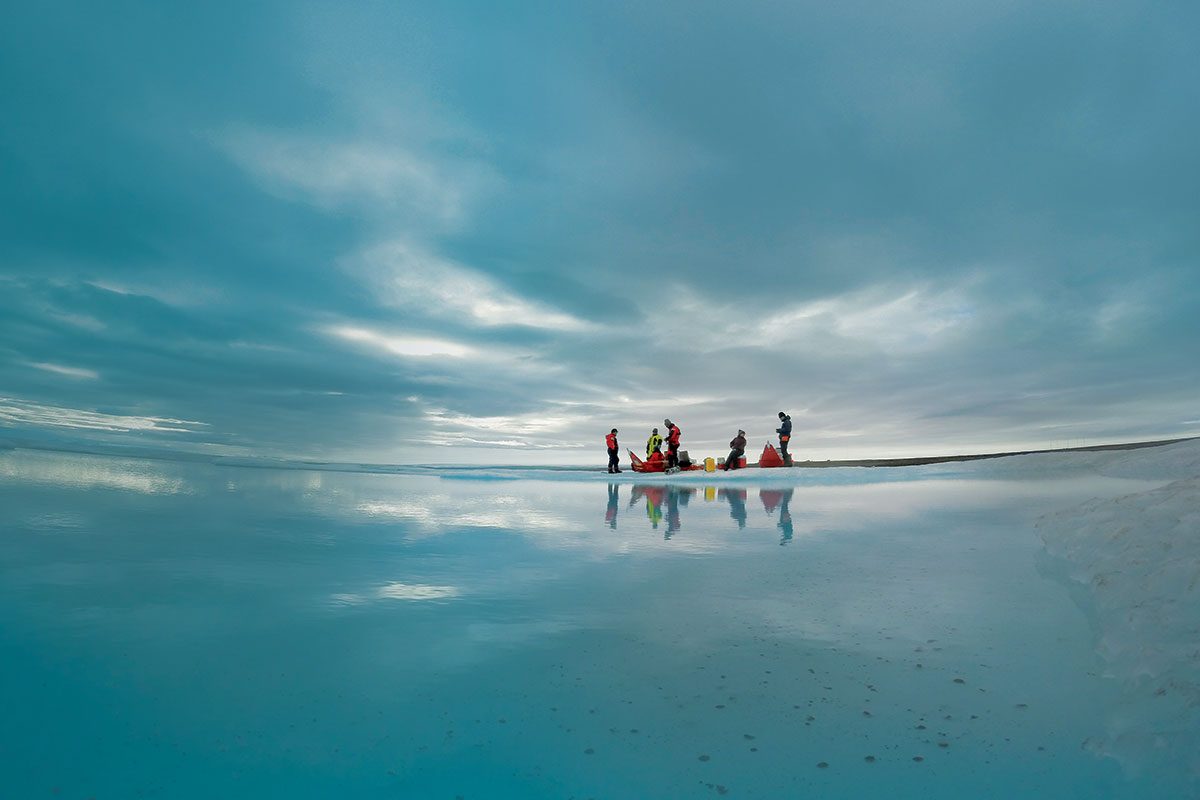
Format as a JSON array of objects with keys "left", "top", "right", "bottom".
[{"left": 1, "top": 447, "right": 1196, "bottom": 799}]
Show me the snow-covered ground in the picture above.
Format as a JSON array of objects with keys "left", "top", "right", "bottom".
[{"left": 1036, "top": 439, "right": 1200, "bottom": 780}]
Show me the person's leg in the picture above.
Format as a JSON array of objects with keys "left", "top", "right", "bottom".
[
  {"left": 780, "top": 437, "right": 790, "bottom": 462},
  {"left": 608, "top": 449, "right": 618, "bottom": 472},
  {"left": 668, "top": 446, "right": 678, "bottom": 469},
  {"left": 731, "top": 449, "right": 743, "bottom": 470}
]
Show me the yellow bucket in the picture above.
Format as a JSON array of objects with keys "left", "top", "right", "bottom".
[{"left": 704, "top": 457, "right": 715, "bottom": 472}]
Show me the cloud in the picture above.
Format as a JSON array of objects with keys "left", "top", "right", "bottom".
[
  {"left": 327, "top": 325, "right": 474, "bottom": 359},
  {"left": 414, "top": 405, "right": 587, "bottom": 450},
  {"left": 0, "top": 397, "right": 206, "bottom": 434},
  {"left": 216, "top": 127, "right": 490, "bottom": 226},
  {"left": 644, "top": 281, "right": 977, "bottom": 356},
  {"left": 754, "top": 285, "right": 977, "bottom": 353},
  {"left": 30, "top": 362, "right": 99, "bottom": 380},
  {"left": 0, "top": 0, "right": 1196, "bottom": 464},
  {"left": 349, "top": 240, "right": 592, "bottom": 332}
]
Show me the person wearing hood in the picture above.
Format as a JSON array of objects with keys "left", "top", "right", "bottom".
[
  {"left": 723, "top": 429, "right": 747, "bottom": 471},
  {"left": 605, "top": 428, "right": 621, "bottom": 473},
  {"left": 663, "top": 419, "right": 682, "bottom": 469},
  {"left": 776, "top": 412, "right": 793, "bottom": 465},
  {"left": 646, "top": 427, "right": 663, "bottom": 458}
]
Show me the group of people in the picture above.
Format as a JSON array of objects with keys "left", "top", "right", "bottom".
[
  {"left": 605, "top": 412, "right": 793, "bottom": 473},
  {"left": 605, "top": 418, "right": 682, "bottom": 473}
]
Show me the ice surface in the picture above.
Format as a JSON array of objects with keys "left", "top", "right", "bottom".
[
  {"left": 0, "top": 442, "right": 1196, "bottom": 798},
  {"left": 1037, "top": 452, "right": 1200, "bottom": 781}
]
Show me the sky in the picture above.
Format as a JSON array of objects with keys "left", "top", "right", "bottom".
[{"left": 1, "top": 0, "right": 1198, "bottom": 465}]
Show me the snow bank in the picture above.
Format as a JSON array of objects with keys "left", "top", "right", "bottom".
[{"left": 1037, "top": 439, "right": 1200, "bottom": 780}]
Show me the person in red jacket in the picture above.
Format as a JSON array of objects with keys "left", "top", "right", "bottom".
[
  {"left": 663, "top": 419, "right": 682, "bottom": 469},
  {"left": 605, "top": 428, "right": 621, "bottom": 473}
]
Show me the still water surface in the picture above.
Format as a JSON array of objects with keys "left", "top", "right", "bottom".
[{"left": 0, "top": 449, "right": 1188, "bottom": 798}]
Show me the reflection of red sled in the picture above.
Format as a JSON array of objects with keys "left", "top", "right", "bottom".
[
  {"left": 628, "top": 450, "right": 704, "bottom": 473},
  {"left": 756, "top": 443, "right": 791, "bottom": 468}
]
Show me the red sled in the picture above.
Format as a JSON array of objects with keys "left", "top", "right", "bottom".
[{"left": 628, "top": 450, "right": 704, "bottom": 473}]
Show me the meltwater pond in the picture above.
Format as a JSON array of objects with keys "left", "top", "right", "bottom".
[{"left": 1, "top": 447, "right": 1196, "bottom": 799}]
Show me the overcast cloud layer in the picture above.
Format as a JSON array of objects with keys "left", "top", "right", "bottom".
[{"left": 2, "top": 1, "right": 1197, "bottom": 464}]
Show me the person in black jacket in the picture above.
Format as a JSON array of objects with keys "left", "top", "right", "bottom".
[
  {"left": 776, "top": 412, "right": 793, "bottom": 464},
  {"left": 723, "top": 429, "right": 747, "bottom": 471}
]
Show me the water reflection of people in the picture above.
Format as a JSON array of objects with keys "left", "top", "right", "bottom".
[
  {"left": 778, "top": 489, "right": 793, "bottom": 545},
  {"left": 606, "top": 483, "right": 620, "bottom": 529},
  {"left": 662, "top": 485, "right": 696, "bottom": 538},
  {"left": 760, "top": 488, "right": 794, "bottom": 544},
  {"left": 718, "top": 488, "right": 748, "bottom": 529},
  {"left": 613, "top": 484, "right": 784, "bottom": 537},
  {"left": 627, "top": 485, "right": 696, "bottom": 537},
  {"left": 630, "top": 485, "right": 665, "bottom": 529}
]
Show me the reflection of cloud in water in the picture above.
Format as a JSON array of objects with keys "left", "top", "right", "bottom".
[
  {"left": 332, "top": 582, "right": 460, "bottom": 604},
  {"left": 25, "top": 512, "right": 87, "bottom": 530},
  {"left": 0, "top": 450, "right": 189, "bottom": 494},
  {"left": 355, "top": 495, "right": 582, "bottom": 534}
]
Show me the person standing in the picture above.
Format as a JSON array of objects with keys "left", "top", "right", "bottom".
[
  {"left": 776, "top": 411, "right": 793, "bottom": 465},
  {"left": 723, "top": 429, "right": 747, "bottom": 470},
  {"left": 646, "top": 427, "right": 663, "bottom": 458},
  {"left": 663, "top": 419, "right": 682, "bottom": 469},
  {"left": 606, "top": 428, "right": 621, "bottom": 473}
]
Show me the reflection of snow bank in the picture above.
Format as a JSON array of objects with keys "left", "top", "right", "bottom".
[{"left": 1037, "top": 441, "right": 1200, "bottom": 781}]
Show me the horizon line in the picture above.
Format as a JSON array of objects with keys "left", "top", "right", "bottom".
[{"left": 2, "top": 434, "right": 1195, "bottom": 475}]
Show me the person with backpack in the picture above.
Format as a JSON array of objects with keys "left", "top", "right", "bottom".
[
  {"left": 776, "top": 411, "right": 793, "bottom": 465},
  {"left": 605, "top": 428, "right": 621, "bottom": 473},
  {"left": 663, "top": 419, "right": 682, "bottom": 469}
]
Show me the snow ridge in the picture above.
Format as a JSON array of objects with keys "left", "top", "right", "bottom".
[{"left": 1038, "top": 445, "right": 1200, "bottom": 781}]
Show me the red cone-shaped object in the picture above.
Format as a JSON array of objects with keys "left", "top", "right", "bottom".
[{"left": 758, "top": 443, "right": 786, "bottom": 468}]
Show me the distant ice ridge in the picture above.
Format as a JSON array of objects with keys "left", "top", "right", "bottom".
[{"left": 1037, "top": 439, "right": 1200, "bottom": 782}]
